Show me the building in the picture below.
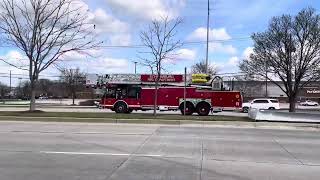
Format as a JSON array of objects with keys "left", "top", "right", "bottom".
[{"left": 224, "top": 81, "right": 320, "bottom": 103}]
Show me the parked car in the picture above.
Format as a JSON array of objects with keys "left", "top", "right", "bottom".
[
  {"left": 94, "top": 100, "right": 100, "bottom": 107},
  {"left": 299, "top": 100, "right": 319, "bottom": 106},
  {"left": 242, "top": 98, "right": 280, "bottom": 113},
  {"left": 38, "top": 96, "right": 48, "bottom": 100}
]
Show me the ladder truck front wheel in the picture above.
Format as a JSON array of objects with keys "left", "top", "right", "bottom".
[
  {"left": 196, "top": 102, "right": 211, "bottom": 116},
  {"left": 114, "top": 102, "right": 128, "bottom": 113}
]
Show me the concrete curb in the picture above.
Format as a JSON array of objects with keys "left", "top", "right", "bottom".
[
  {"left": 0, "top": 116, "right": 319, "bottom": 131},
  {"left": 0, "top": 116, "right": 202, "bottom": 125}
]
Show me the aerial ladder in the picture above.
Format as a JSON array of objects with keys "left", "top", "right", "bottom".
[{"left": 86, "top": 74, "right": 227, "bottom": 91}]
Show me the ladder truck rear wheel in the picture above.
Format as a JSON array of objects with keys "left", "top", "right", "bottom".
[
  {"left": 196, "top": 102, "right": 211, "bottom": 116},
  {"left": 114, "top": 102, "right": 128, "bottom": 113},
  {"left": 179, "top": 102, "right": 195, "bottom": 115},
  {"left": 126, "top": 109, "right": 133, "bottom": 113}
]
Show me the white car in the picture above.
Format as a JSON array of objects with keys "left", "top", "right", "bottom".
[
  {"left": 94, "top": 101, "right": 100, "bottom": 107},
  {"left": 242, "top": 98, "right": 280, "bottom": 113},
  {"left": 300, "top": 100, "right": 319, "bottom": 106}
]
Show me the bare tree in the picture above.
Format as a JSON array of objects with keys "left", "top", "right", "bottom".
[
  {"left": 60, "top": 68, "right": 85, "bottom": 105},
  {"left": 240, "top": 8, "right": 320, "bottom": 112},
  {"left": 0, "top": 0, "right": 99, "bottom": 111},
  {"left": 0, "top": 83, "right": 10, "bottom": 101},
  {"left": 139, "top": 16, "right": 183, "bottom": 116},
  {"left": 15, "top": 80, "right": 31, "bottom": 99},
  {"left": 191, "top": 60, "right": 218, "bottom": 76},
  {"left": 37, "top": 79, "right": 52, "bottom": 97}
]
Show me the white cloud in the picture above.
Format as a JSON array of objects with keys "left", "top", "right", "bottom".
[
  {"left": 227, "top": 56, "right": 240, "bottom": 66},
  {"left": 109, "top": 34, "right": 131, "bottom": 46},
  {"left": 189, "top": 27, "right": 236, "bottom": 55},
  {"left": 100, "top": 58, "right": 129, "bottom": 69},
  {"left": 209, "top": 42, "right": 237, "bottom": 55},
  {"left": 105, "top": 0, "right": 186, "bottom": 21},
  {"left": 0, "top": 51, "right": 29, "bottom": 85},
  {"left": 0, "top": 51, "right": 28, "bottom": 71},
  {"left": 175, "top": 49, "right": 197, "bottom": 61},
  {"left": 211, "top": 60, "right": 240, "bottom": 74},
  {"left": 2, "top": 51, "right": 24, "bottom": 60},
  {"left": 59, "top": 49, "right": 104, "bottom": 62},
  {"left": 188, "top": 27, "right": 231, "bottom": 41},
  {"left": 60, "top": 52, "right": 87, "bottom": 62},
  {"left": 58, "top": 52, "right": 129, "bottom": 72},
  {"left": 243, "top": 47, "right": 254, "bottom": 59},
  {"left": 164, "top": 48, "right": 197, "bottom": 64},
  {"left": 90, "top": 8, "right": 129, "bottom": 34},
  {"left": 209, "top": 62, "right": 223, "bottom": 71},
  {"left": 87, "top": 8, "right": 131, "bottom": 45},
  {"left": 1, "top": 0, "right": 131, "bottom": 46},
  {"left": 73, "top": 57, "right": 129, "bottom": 74}
]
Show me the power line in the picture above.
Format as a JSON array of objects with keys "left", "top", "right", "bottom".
[
  {"left": 1, "top": 37, "right": 251, "bottom": 49},
  {"left": 0, "top": 72, "right": 62, "bottom": 78},
  {"left": 99, "top": 36, "right": 251, "bottom": 49}
]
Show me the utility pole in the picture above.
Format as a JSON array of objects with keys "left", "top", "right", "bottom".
[
  {"left": 183, "top": 67, "right": 187, "bottom": 116},
  {"left": 265, "top": 60, "right": 268, "bottom": 97},
  {"left": 9, "top": 70, "right": 12, "bottom": 99},
  {"left": 205, "top": 0, "right": 210, "bottom": 74},
  {"left": 134, "top": 61, "right": 138, "bottom": 74}
]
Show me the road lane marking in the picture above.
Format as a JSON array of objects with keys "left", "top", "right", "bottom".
[{"left": 40, "top": 151, "right": 163, "bottom": 157}]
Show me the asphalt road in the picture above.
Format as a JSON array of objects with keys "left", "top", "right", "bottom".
[{"left": 0, "top": 121, "right": 319, "bottom": 180}]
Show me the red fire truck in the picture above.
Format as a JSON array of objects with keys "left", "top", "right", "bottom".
[{"left": 86, "top": 74, "right": 242, "bottom": 116}]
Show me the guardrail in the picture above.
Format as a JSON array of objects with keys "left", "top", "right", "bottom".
[{"left": 248, "top": 108, "right": 320, "bottom": 123}]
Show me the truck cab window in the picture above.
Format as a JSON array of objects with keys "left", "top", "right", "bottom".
[
  {"left": 104, "top": 88, "right": 116, "bottom": 98},
  {"left": 128, "top": 87, "right": 141, "bottom": 98},
  {"left": 115, "top": 88, "right": 127, "bottom": 99}
]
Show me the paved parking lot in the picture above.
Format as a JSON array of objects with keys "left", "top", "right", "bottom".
[{"left": 0, "top": 121, "right": 319, "bottom": 180}]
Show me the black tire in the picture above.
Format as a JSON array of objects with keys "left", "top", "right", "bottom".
[
  {"left": 242, "top": 107, "right": 249, "bottom": 113},
  {"left": 126, "top": 109, "right": 133, "bottom": 114},
  {"left": 179, "top": 102, "right": 195, "bottom": 115},
  {"left": 196, "top": 102, "right": 211, "bottom": 116},
  {"left": 114, "top": 102, "right": 128, "bottom": 113},
  {"left": 268, "top": 107, "right": 275, "bottom": 110}
]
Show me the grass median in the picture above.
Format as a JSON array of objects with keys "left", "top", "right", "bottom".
[{"left": 0, "top": 111, "right": 251, "bottom": 123}]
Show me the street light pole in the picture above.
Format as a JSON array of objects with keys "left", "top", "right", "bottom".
[{"left": 134, "top": 61, "right": 137, "bottom": 74}]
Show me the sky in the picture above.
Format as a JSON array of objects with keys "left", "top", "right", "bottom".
[{"left": 0, "top": 0, "right": 319, "bottom": 86}]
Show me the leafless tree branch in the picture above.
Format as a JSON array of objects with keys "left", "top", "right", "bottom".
[
  {"left": 0, "top": 0, "right": 100, "bottom": 111},
  {"left": 239, "top": 8, "right": 320, "bottom": 112},
  {"left": 139, "top": 16, "right": 183, "bottom": 116}
]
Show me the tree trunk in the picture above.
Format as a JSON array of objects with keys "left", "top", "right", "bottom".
[
  {"left": 29, "top": 86, "right": 36, "bottom": 111},
  {"left": 289, "top": 96, "right": 296, "bottom": 112},
  {"left": 72, "top": 92, "right": 75, "bottom": 105},
  {"left": 153, "top": 82, "right": 158, "bottom": 116}
]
